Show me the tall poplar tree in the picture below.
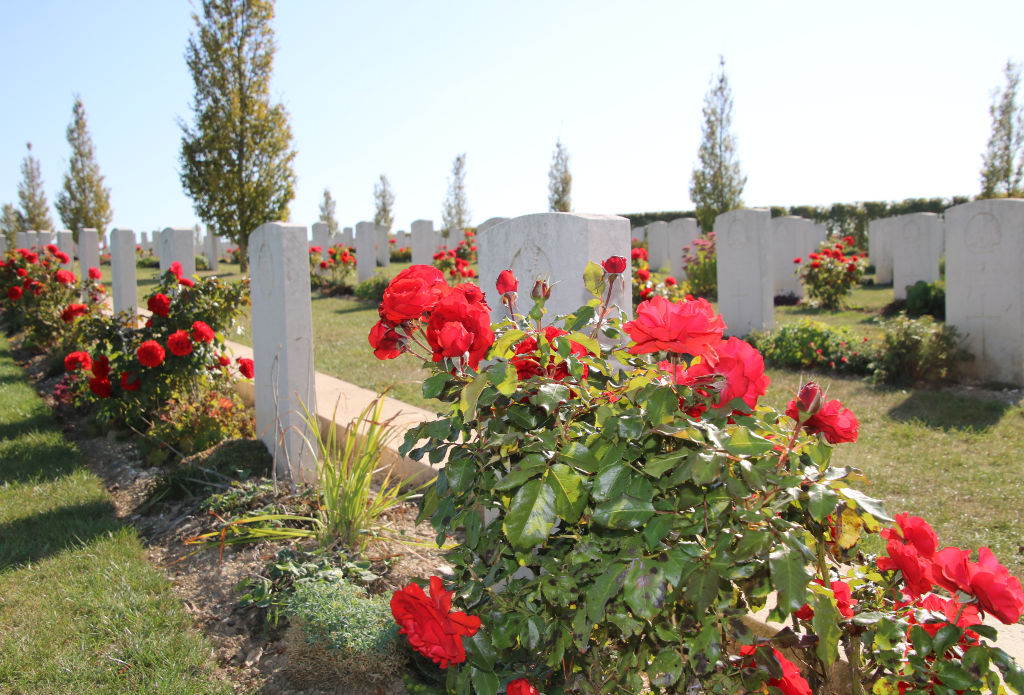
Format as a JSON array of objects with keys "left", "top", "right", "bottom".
[
  {"left": 689, "top": 56, "right": 746, "bottom": 233},
  {"left": 318, "top": 188, "right": 339, "bottom": 236},
  {"left": 179, "top": 0, "right": 296, "bottom": 271},
  {"left": 18, "top": 143, "right": 54, "bottom": 232},
  {"left": 56, "top": 96, "right": 113, "bottom": 242},
  {"left": 548, "top": 138, "right": 572, "bottom": 212},
  {"left": 373, "top": 175, "right": 395, "bottom": 231},
  {"left": 441, "top": 153, "right": 469, "bottom": 239},
  {"left": 1, "top": 203, "right": 22, "bottom": 244},
  {"left": 980, "top": 60, "right": 1024, "bottom": 198}
]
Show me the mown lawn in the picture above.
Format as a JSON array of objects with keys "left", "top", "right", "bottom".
[{"left": 0, "top": 333, "right": 231, "bottom": 694}]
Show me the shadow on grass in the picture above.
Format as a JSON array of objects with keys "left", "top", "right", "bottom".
[
  {"left": 887, "top": 390, "right": 1010, "bottom": 432},
  {"left": 0, "top": 499, "right": 121, "bottom": 571},
  {"left": 0, "top": 440, "right": 81, "bottom": 484}
]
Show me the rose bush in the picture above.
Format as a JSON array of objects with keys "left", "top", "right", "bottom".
[
  {"left": 796, "top": 238, "right": 868, "bottom": 309},
  {"left": 372, "top": 260, "right": 1023, "bottom": 695}
]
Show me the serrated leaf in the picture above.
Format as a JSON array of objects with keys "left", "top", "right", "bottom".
[
  {"left": 807, "top": 483, "right": 840, "bottom": 521},
  {"left": 642, "top": 515, "right": 676, "bottom": 550},
  {"left": 470, "top": 667, "right": 499, "bottom": 695},
  {"left": 769, "top": 546, "right": 811, "bottom": 616},
  {"left": 530, "top": 382, "right": 571, "bottom": 414},
  {"left": 649, "top": 647, "right": 684, "bottom": 687},
  {"left": 503, "top": 479, "right": 557, "bottom": 550},
  {"left": 592, "top": 461, "right": 630, "bottom": 502},
  {"left": 624, "top": 559, "right": 668, "bottom": 619},
  {"left": 644, "top": 450, "right": 688, "bottom": 478},
  {"left": 586, "top": 562, "right": 627, "bottom": 624},
  {"left": 494, "top": 454, "right": 547, "bottom": 490},
  {"left": 545, "top": 463, "right": 587, "bottom": 523},
  {"left": 644, "top": 387, "right": 680, "bottom": 426},
  {"left": 491, "top": 328, "right": 526, "bottom": 358},
  {"left": 565, "top": 331, "right": 601, "bottom": 357},
  {"left": 617, "top": 413, "right": 644, "bottom": 440},
  {"left": 563, "top": 304, "right": 597, "bottom": 332},
  {"left": 459, "top": 372, "right": 488, "bottom": 419},
  {"left": 840, "top": 487, "right": 894, "bottom": 522},
  {"left": 685, "top": 565, "right": 720, "bottom": 614},
  {"left": 486, "top": 362, "right": 519, "bottom": 396},
  {"left": 584, "top": 260, "right": 605, "bottom": 298},
  {"left": 811, "top": 591, "right": 843, "bottom": 667},
  {"left": 422, "top": 371, "right": 449, "bottom": 399},
  {"left": 591, "top": 495, "right": 655, "bottom": 529},
  {"left": 691, "top": 452, "right": 723, "bottom": 486},
  {"left": 721, "top": 428, "right": 776, "bottom": 457},
  {"left": 557, "top": 441, "right": 600, "bottom": 473}
]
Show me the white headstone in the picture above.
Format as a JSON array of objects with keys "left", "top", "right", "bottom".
[
  {"left": 79, "top": 229, "right": 100, "bottom": 299},
  {"left": 162, "top": 227, "right": 197, "bottom": 279},
  {"left": 139, "top": 231, "right": 150, "bottom": 252},
  {"left": 411, "top": 219, "right": 436, "bottom": 266},
  {"left": 249, "top": 222, "right": 318, "bottom": 483},
  {"left": 15, "top": 231, "right": 30, "bottom": 249},
  {"left": 476, "top": 217, "right": 509, "bottom": 235},
  {"left": 341, "top": 226, "right": 354, "bottom": 247},
  {"left": 375, "top": 225, "right": 390, "bottom": 267},
  {"left": 25, "top": 231, "right": 39, "bottom": 250},
  {"left": 311, "top": 222, "right": 330, "bottom": 252},
  {"left": 110, "top": 228, "right": 137, "bottom": 317},
  {"left": 204, "top": 233, "right": 220, "bottom": 271},
  {"left": 56, "top": 230, "right": 74, "bottom": 269},
  {"left": 890, "top": 212, "right": 943, "bottom": 300},
  {"left": 646, "top": 221, "right": 670, "bottom": 272},
  {"left": 945, "top": 199, "right": 1024, "bottom": 385},
  {"left": 477, "top": 212, "right": 633, "bottom": 326},
  {"left": 355, "top": 221, "right": 376, "bottom": 282},
  {"left": 667, "top": 218, "right": 700, "bottom": 282},
  {"left": 157, "top": 230, "right": 170, "bottom": 272},
  {"left": 37, "top": 230, "right": 53, "bottom": 248},
  {"left": 395, "top": 229, "right": 409, "bottom": 250},
  {"left": 771, "top": 216, "right": 826, "bottom": 299},
  {"left": 632, "top": 225, "right": 646, "bottom": 244},
  {"left": 715, "top": 209, "right": 774, "bottom": 337},
  {"left": 868, "top": 217, "right": 894, "bottom": 285}
]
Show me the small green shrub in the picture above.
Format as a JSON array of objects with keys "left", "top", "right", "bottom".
[
  {"left": 681, "top": 232, "right": 716, "bottom": 299},
  {"left": 285, "top": 580, "right": 406, "bottom": 691},
  {"left": 748, "top": 318, "right": 872, "bottom": 374},
  {"left": 195, "top": 254, "right": 210, "bottom": 271},
  {"left": 904, "top": 279, "right": 945, "bottom": 320},
  {"left": 137, "top": 255, "right": 160, "bottom": 269},
  {"left": 870, "top": 314, "right": 969, "bottom": 385},
  {"left": 142, "top": 389, "right": 255, "bottom": 466},
  {"left": 354, "top": 274, "right": 391, "bottom": 303},
  {"left": 796, "top": 237, "right": 867, "bottom": 309}
]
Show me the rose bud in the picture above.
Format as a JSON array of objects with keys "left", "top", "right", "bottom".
[
  {"left": 496, "top": 269, "right": 518, "bottom": 296},
  {"left": 796, "top": 381, "right": 824, "bottom": 417},
  {"left": 602, "top": 255, "right": 627, "bottom": 274},
  {"left": 531, "top": 277, "right": 551, "bottom": 301}
]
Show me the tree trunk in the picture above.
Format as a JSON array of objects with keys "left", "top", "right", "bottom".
[{"left": 238, "top": 237, "right": 249, "bottom": 273}]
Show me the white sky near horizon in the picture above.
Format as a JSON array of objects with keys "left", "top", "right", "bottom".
[{"left": 0, "top": 1, "right": 1022, "bottom": 238}]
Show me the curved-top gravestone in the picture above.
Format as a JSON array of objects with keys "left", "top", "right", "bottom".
[
  {"left": 715, "top": 209, "right": 774, "bottom": 337},
  {"left": 771, "top": 216, "right": 826, "bottom": 299},
  {"left": 667, "top": 218, "right": 700, "bottom": 282},
  {"left": 646, "top": 221, "right": 669, "bottom": 272},
  {"left": 890, "top": 212, "right": 942, "bottom": 300}
]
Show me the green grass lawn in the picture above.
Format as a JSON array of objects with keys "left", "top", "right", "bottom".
[{"left": 0, "top": 333, "right": 231, "bottom": 694}]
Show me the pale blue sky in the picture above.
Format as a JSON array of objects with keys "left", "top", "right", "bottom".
[{"left": 1, "top": 1, "right": 1022, "bottom": 237}]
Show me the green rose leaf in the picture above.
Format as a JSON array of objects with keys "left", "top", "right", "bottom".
[
  {"left": 486, "top": 362, "right": 519, "bottom": 396},
  {"left": 811, "top": 591, "right": 843, "bottom": 667},
  {"left": 503, "top": 479, "right": 557, "bottom": 550},
  {"left": 565, "top": 331, "right": 601, "bottom": 358},
  {"left": 624, "top": 559, "right": 668, "bottom": 620},
  {"left": 644, "top": 450, "right": 688, "bottom": 479},
  {"left": 557, "top": 441, "right": 600, "bottom": 473},
  {"left": 459, "top": 372, "right": 488, "bottom": 419},
  {"left": 530, "top": 382, "right": 571, "bottom": 414},
  {"left": 592, "top": 461, "right": 630, "bottom": 502},
  {"left": 422, "top": 371, "right": 449, "bottom": 399},
  {"left": 583, "top": 260, "right": 606, "bottom": 298},
  {"left": 490, "top": 328, "right": 526, "bottom": 358},
  {"left": 493, "top": 454, "right": 547, "bottom": 490},
  {"left": 644, "top": 388, "right": 681, "bottom": 426},
  {"left": 586, "top": 562, "right": 627, "bottom": 624},
  {"left": 685, "top": 565, "right": 720, "bottom": 613},
  {"left": 768, "top": 546, "right": 811, "bottom": 616},
  {"left": 721, "top": 428, "right": 776, "bottom": 457},
  {"left": 840, "top": 487, "right": 894, "bottom": 522},
  {"left": 649, "top": 647, "right": 684, "bottom": 688},
  {"left": 545, "top": 463, "right": 587, "bottom": 523},
  {"left": 691, "top": 452, "right": 723, "bottom": 486},
  {"left": 807, "top": 483, "right": 840, "bottom": 521},
  {"left": 591, "top": 495, "right": 655, "bottom": 529},
  {"left": 470, "top": 667, "right": 499, "bottom": 695}
]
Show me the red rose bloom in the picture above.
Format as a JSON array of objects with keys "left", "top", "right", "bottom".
[
  {"left": 368, "top": 321, "right": 407, "bottom": 360},
  {"left": 218, "top": 354, "right": 231, "bottom": 367},
  {"left": 623, "top": 295, "right": 726, "bottom": 358},
  {"left": 309, "top": 245, "right": 322, "bottom": 254},
  {"left": 137, "top": 340, "right": 165, "bottom": 368},
  {"left": 794, "top": 579, "right": 857, "bottom": 620},
  {"left": 147, "top": 293, "right": 171, "bottom": 317},
  {"left": 496, "top": 269, "right": 518, "bottom": 295},
  {"left": 932, "top": 546, "right": 973, "bottom": 595},
  {"left": 602, "top": 255, "right": 627, "bottom": 274},
  {"left": 7, "top": 286, "right": 22, "bottom": 300},
  {"left": 451, "top": 282, "right": 488, "bottom": 307},
  {"left": 739, "top": 645, "right": 811, "bottom": 695},
  {"left": 120, "top": 371, "right": 140, "bottom": 392},
  {"left": 55, "top": 251, "right": 70, "bottom": 264},
  {"left": 88, "top": 266, "right": 101, "bottom": 280},
  {"left": 236, "top": 357, "right": 255, "bottom": 379},
  {"left": 878, "top": 538, "right": 934, "bottom": 597},
  {"left": 793, "top": 257, "right": 802, "bottom": 264},
  {"left": 380, "top": 265, "right": 449, "bottom": 324},
  {"left": 55, "top": 269, "right": 76, "bottom": 284},
  {"left": 665, "top": 276, "right": 677, "bottom": 286},
  {"left": 785, "top": 396, "right": 858, "bottom": 444},
  {"left": 636, "top": 267, "right": 650, "bottom": 281},
  {"left": 167, "top": 330, "right": 193, "bottom": 356},
  {"left": 390, "top": 576, "right": 481, "bottom": 668},
  {"left": 64, "top": 351, "right": 92, "bottom": 372},
  {"left": 319, "top": 261, "right": 328, "bottom": 269},
  {"left": 168, "top": 261, "right": 183, "bottom": 279},
  {"left": 810, "top": 260, "right": 821, "bottom": 268},
  {"left": 511, "top": 326, "right": 591, "bottom": 381},
  {"left": 507, "top": 678, "right": 540, "bottom": 695},
  {"left": 179, "top": 277, "right": 195, "bottom": 287},
  {"left": 843, "top": 235, "right": 855, "bottom": 246},
  {"left": 88, "top": 377, "right": 112, "bottom": 398},
  {"left": 677, "top": 337, "right": 769, "bottom": 412},
  {"left": 630, "top": 247, "right": 648, "bottom": 261},
  {"left": 425, "top": 292, "right": 494, "bottom": 369},
  {"left": 61, "top": 303, "right": 89, "bottom": 323},
  {"left": 191, "top": 320, "right": 215, "bottom": 343},
  {"left": 882, "top": 514, "right": 938, "bottom": 558},
  {"left": 967, "top": 547, "right": 1024, "bottom": 624},
  {"left": 91, "top": 355, "right": 110, "bottom": 379}
]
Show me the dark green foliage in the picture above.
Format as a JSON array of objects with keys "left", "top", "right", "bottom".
[
  {"left": 748, "top": 319, "right": 872, "bottom": 376},
  {"left": 904, "top": 280, "right": 945, "bottom": 320},
  {"left": 620, "top": 210, "right": 695, "bottom": 227},
  {"left": 17, "top": 143, "right": 53, "bottom": 232},
  {"left": 870, "top": 315, "right": 970, "bottom": 385},
  {"left": 55, "top": 96, "right": 113, "bottom": 242},
  {"left": 548, "top": 138, "right": 572, "bottom": 212},
  {"left": 354, "top": 274, "right": 391, "bottom": 303}
]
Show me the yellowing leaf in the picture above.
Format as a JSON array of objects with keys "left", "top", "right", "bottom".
[{"left": 836, "top": 507, "right": 863, "bottom": 549}]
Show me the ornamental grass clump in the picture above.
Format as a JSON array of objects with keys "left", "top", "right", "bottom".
[
  {"left": 796, "top": 236, "right": 867, "bottom": 309},
  {"left": 368, "top": 263, "right": 1023, "bottom": 695}
]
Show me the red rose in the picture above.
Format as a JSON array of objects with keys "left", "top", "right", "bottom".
[
  {"left": 843, "top": 235, "right": 855, "bottom": 246},
  {"left": 16, "top": 267, "right": 28, "bottom": 277},
  {"left": 794, "top": 381, "right": 824, "bottom": 417},
  {"left": 793, "top": 257, "right": 802, "bottom": 264},
  {"left": 191, "top": 320, "right": 215, "bottom": 343},
  {"left": 380, "top": 265, "right": 449, "bottom": 324},
  {"left": 882, "top": 514, "right": 938, "bottom": 558},
  {"left": 623, "top": 296, "right": 726, "bottom": 358},
  {"left": 451, "top": 282, "right": 488, "bottom": 307},
  {"left": 794, "top": 579, "right": 857, "bottom": 620},
  {"left": 739, "top": 645, "right": 811, "bottom": 695},
  {"left": 664, "top": 276, "right": 677, "bottom": 286},
  {"left": 168, "top": 261, "right": 183, "bottom": 279},
  {"left": 636, "top": 267, "right": 650, "bottom": 281},
  {"left": 55, "top": 269, "right": 76, "bottom": 284},
  {"left": 218, "top": 354, "right": 231, "bottom": 367},
  {"left": 120, "top": 371, "right": 140, "bottom": 391},
  {"left": 425, "top": 292, "right": 494, "bottom": 369},
  {"left": 319, "top": 260, "right": 328, "bottom": 269},
  {"left": 905, "top": 593, "right": 981, "bottom": 648},
  {"left": 496, "top": 269, "right": 517, "bottom": 295},
  {"left": 91, "top": 355, "right": 110, "bottom": 379},
  {"left": 878, "top": 539, "right": 934, "bottom": 597},
  {"left": 179, "top": 277, "right": 195, "bottom": 287},
  {"left": 390, "top": 576, "right": 481, "bottom": 668},
  {"left": 88, "top": 377, "right": 112, "bottom": 398},
  {"left": 236, "top": 357, "right": 254, "bottom": 379},
  {"left": 602, "top": 255, "right": 627, "bottom": 274},
  {"left": 932, "top": 546, "right": 973, "bottom": 595},
  {"left": 7, "top": 286, "right": 22, "bottom": 301},
  {"left": 677, "top": 337, "right": 769, "bottom": 412},
  {"left": 511, "top": 326, "right": 591, "bottom": 381},
  {"left": 309, "top": 245, "right": 322, "bottom": 254},
  {"left": 55, "top": 251, "right": 70, "bottom": 265},
  {"left": 846, "top": 263, "right": 857, "bottom": 273},
  {"left": 64, "top": 351, "right": 92, "bottom": 372},
  {"left": 810, "top": 260, "right": 821, "bottom": 268},
  {"left": 147, "top": 293, "right": 171, "bottom": 317},
  {"left": 137, "top": 340, "right": 165, "bottom": 368},
  {"left": 88, "top": 267, "right": 101, "bottom": 280},
  {"left": 630, "top": 247, "right": 648, "bottom": 261},
  {"left": 507, "top": 678, "right": 540, "bottom": 695},
  {"left": 61, "top": 303, "right": 89, "bottom": 323},
  {"left": 368, "top": 320, "right": 407, "bottom": 360},
  {"left": 785, "top": 396, "right": 858, "bottom": 444},
  {"left": 167, "top": 330, "right": 193, "bottom": 356},
  {"left": 967, "top": 547, "right": 1024, "bottom": 624}
]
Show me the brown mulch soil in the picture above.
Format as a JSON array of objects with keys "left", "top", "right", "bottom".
[{"left": 17, "top": 345, "right": 449, "bottom": 695}]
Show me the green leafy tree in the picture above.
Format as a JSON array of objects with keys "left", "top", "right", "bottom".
[
  {"left": 1, "top": 203, "right": 23, "bottom": 244},
  {"left": 179, "top": 0, "right": 297, "bottom": 272},
  {"left": 55, "top": 96, "right": 113, "bottom": 243},
  {"left": 548, "top": 138, "right": 572, "bottom": 212},
  {"left": 18, "top": 143, "right": 54, "bottom": 232},
  {"left": 980, "top": 60, "right": 1024, "bottom": 198},
  {"left": 318, "top": 188, "right": 339, "bottom": 236},
  {"left": 689, "top": 56, "right": 746, "bottom": 232},
  {"left": 373, "top": 174, "right": 395, "bottom": 231},
  {"left": 441, "top": 153, "right": 469, "bottom": 239}
]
